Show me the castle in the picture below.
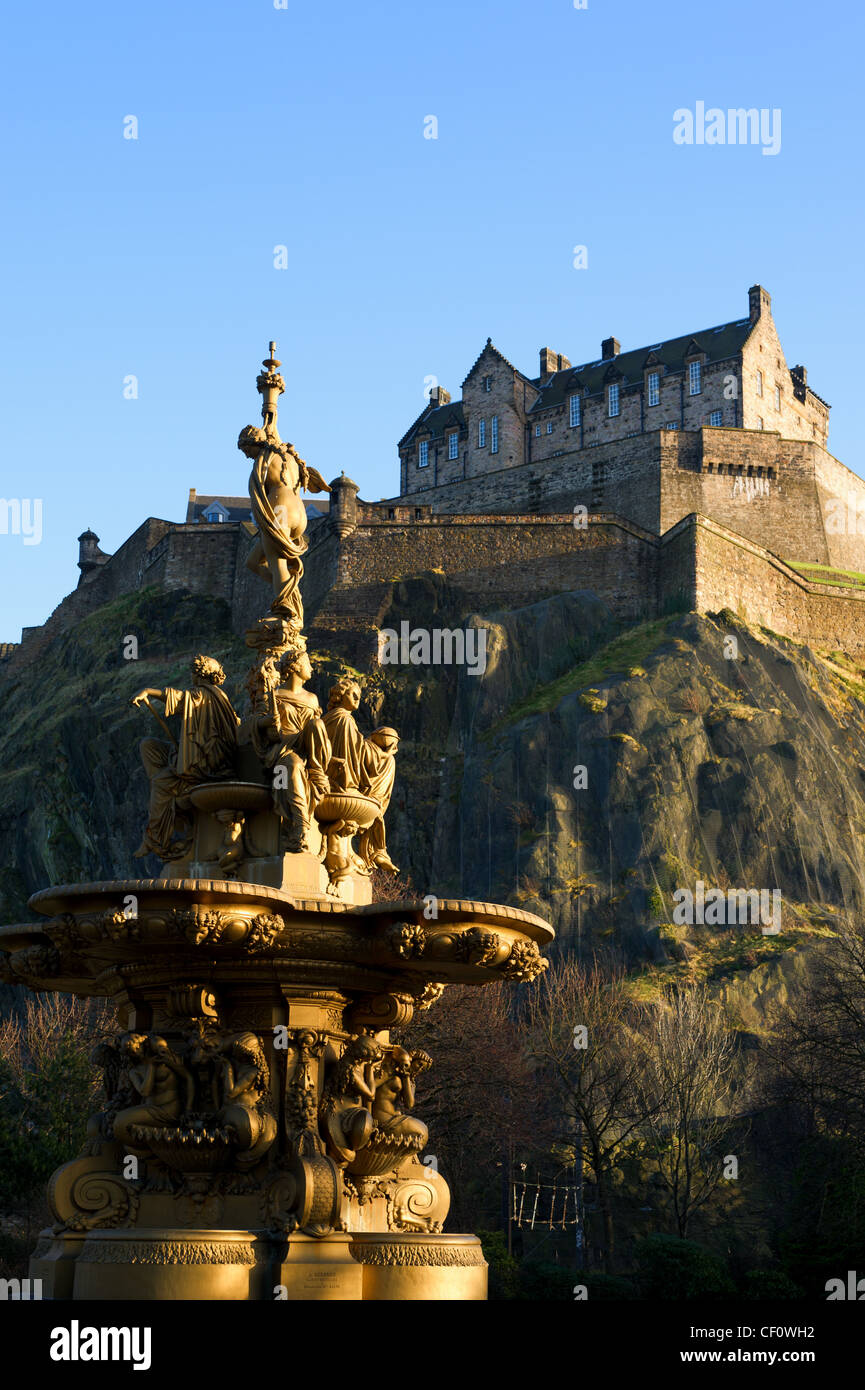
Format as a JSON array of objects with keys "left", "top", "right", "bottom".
[{"left": 6, "top": 283, "right": 865, "bottom": 669}]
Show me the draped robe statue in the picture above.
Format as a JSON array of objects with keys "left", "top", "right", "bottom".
[
  {"left": 238, "top": 425, "right": 330, "bottom": 630},
  {"left": 323, "top": 679, "right": 400, "bottom": 873},
  {"left": 131, "top": 655, "right": 239, "bottom": 860}
]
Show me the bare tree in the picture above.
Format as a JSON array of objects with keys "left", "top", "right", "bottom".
[
  {"left": 639, "top": 985, "right": 738, "bottom": 1238},
  {"left": 401, "top": 982, "right": 548, "bottom": 1232},
  {"left": 522, "top": 957, "right": 654, "bottom": 1270},
  {"left": 763, "top": 920, "right": 865, "bottom": 1146}
]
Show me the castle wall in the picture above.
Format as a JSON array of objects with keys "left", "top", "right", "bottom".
[
  {"left": 688, "top": 515, "right": 865, "bottom": 653},
  {"left": 812, "top": 449, "right": 865, "bottom": 573},
  {"left": 390, "top": 432, "right": 664, "bottom": 533},
  {"left": 740, "top": 297, "right": 829, "bottom": 446},
  {"left": 308, "top": 514, "right": 661, "bottom": 629},
  {"left": 142, "top": 525, "right": 239, "bottom": 601},
  {"left": 658, "top": 430, "right": 832, "bottom": 567}
]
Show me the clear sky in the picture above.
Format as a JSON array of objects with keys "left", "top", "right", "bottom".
[{"left": 1, "top": 0, "right": 861, "bottom": 642}]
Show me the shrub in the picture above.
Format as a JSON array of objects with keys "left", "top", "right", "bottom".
[
  {"left": 742, "top": 1269, "right": 805, "bottom": 1300},
  {"left": 635, "top": 1234, "right": 735, "bottom": 1301},
  {"left": 477, "top": 1230, "right": 520, "bottom": 1301}
]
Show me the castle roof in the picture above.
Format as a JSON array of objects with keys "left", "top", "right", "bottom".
[
  {"left": 398, "top": 400, "right": 466, "bottom": 449},
  {"left": 461, "top": 337, "right": 533, "bottom": 389},
  {"left": 186, "top": 492, "right": 329, "bottom": 523},
  {"left": 528, "top": 319, "right": 755, "bottom": 411}
]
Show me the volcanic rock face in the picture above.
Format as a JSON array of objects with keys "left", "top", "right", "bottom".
[{"left": 2, "top": 576, "right": 863, "bottom": 975}]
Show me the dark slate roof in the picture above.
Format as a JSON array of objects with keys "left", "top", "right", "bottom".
[
  {"left": 399, "top": 401, "right": 466, "bottom": 449},
  {"left": 189, "top": 494, "right": 329, "bottom": 523},
  {"left": 528, "top": 318, "right": 755, "bottom": 412}
]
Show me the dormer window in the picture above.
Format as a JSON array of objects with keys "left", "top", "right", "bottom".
[
  {"left": 448, "top": 431, "right": 459, "bottom": 460},
  {"left": 689, "top": 361, "right": 702, "bottom": 395},
  {"left": 203, "top": 502, "right": 229, "bottom": 523},
  {"left": 608, "top": 383, "right": 620, "bottom": 417},
  {"left": 647, "top": 371, "right": 660, "bottom": 407},
  {"left": 418, "top": 441, "right": 429, "bottom": 468},
  {"left": 569, "top": 394, "right": 581, "bottom": 427}
]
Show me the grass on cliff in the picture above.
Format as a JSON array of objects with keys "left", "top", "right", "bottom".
[
  {"left": 786, "top": 561, "right": 865, "bottom": 589},
  {"left": 493, "top": 618, "right": 672, "bottom": 730}
]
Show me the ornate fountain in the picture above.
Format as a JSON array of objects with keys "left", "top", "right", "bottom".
[{"left": 0, "top": 344, "right": 552, "bottom": 1300}]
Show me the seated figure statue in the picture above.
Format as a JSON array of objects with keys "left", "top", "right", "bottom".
[
  {"left": 131, "top": 655, "right": 240, "bottom": 860},
  {"left": 251, "top": 640, "right": 331, "bottom": 853},
  {"left": 112, "top": 1034, "right": 194, "bottom": 1154},
  {"left": 323, "top": 678, "right": 400, "bottom": 873}
]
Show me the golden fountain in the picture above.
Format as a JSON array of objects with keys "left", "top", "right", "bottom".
[{"left": 0, "top": 345, "right": 552, "bottom": 1300}]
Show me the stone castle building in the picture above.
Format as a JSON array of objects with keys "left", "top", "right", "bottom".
[
  {"left": 6, "top": 283, "right": 865, "bottom": 670},
  {"left": 398, "top": 284, "right": 828, "bottom": 498}
]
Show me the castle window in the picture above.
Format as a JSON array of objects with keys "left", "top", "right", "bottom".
[
  {"left": 418, "top": 441, "right": 429, "bottom": 468},
  {"left": 665, "top": 421, "right": 677, "bottom": 430},
  {"left": 478, "top": 420, "right": 486, "bottom": 447},
  {"left": 415, "top": 508, "right": 422, "bottom": 518},
  {"left": 608, "top": 383, "right": 620, "bottom": 417},
  {"left": 448, "top": 431, "right": 458, "bottom": 460},
  {"left": 491, "top": 415, "right": 499, "bottom": 453},
  {"left": 774, "top": 386, "right": 781, "bottom": 410},
  {"left": 709, "top": 410, "right": 722, "bottom": 426},
  {"left": 689, "top": 361, "right": 702, "bottom": 395},
  {"left": 387, "top": 508, "right": 396, "bottom": 519},
  {"left": 569, "top": 393, "right": 581, "bottom": 427},
  {"left": 647, "top": 372, "right": 659, "bottom": 407},
  {"left": 535, "top": 424, "right": 541, "bottom": 437},
  {"left": 757, "top": 417, "right": 764, "bottom": 430},
  {"left": 482, "top": 376, "right": 492, "bottom": 392},
  {"left": 756, "top": 370, "right": 763, "bottom": 397},
  {"left": 546, "top": 421, "right": 553, "bottom": 434}
]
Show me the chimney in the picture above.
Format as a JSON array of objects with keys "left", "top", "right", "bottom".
[
  {"left": 428, "top": 386, "right": 451, "bottom": 408},
  {"left": 748, "top": 284, "right": 771, "bottom": 322},
  {"left": 601, "top": 337, "right": 620, "bottom": 360},
  {"left": 790, "top": 364, "right": 807, "bottom": 402},
  {"left": 539, "top": 348, "right": 571, "bottom": 381}
]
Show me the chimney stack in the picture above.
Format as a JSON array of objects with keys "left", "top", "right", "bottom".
[
  {"left": 601, "top": 337, "right": 620, "bottom": 360},
  {"left": 790, "top": 363, "right": 808, "bottom": 402},
  {"left": 539, "top": 348, "right": 571, "bottom": 381},
  {"left": 748, "top": 284, "right": 772, "bottom": 322},
  {"left": 428, "top": 385, "right": 451, "bottom": 408}
]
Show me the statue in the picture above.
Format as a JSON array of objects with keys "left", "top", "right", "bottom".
[
  {"left": 213, "top": 1033, "right": 277, "bottom": 1169},
  {"left": 238, "top": 344, "right": 329, "bottom": 628},
  {"left": 321, "top": 1035, "right": 381, "bottom": 1165},
  {"left": 112, "top": 1034, "right": 194, "bottom": 1153},
  {"left": 323, "top": 679, "right": 400, "bottom": 874},
  {"left": 358, "top": 727, "right": 400, "bottom": 874},
  {"left": 371, "top": 1046, "right": 430, "bottom": 1147},
  {"left": 131, "top": 655, "right": 239, "bottom": 860},
  {"left": 251, "top": 641, "right": 331, "bottom": 853}
]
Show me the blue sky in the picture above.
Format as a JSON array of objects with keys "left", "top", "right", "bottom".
[{"left": 1, "top": 0, "right": 861, "bottom": 642}]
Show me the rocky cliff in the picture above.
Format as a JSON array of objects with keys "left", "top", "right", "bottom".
[{"left": 3, "top": 573, "right": 863, "bottom": 1012}]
